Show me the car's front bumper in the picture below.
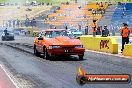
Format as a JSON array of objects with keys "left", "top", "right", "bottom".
[{"left": 48, "top": 48, "right": 85, "bottom": 56}]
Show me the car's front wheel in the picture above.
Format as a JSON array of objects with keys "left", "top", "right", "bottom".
[
  {"left": 43, "top": 47, "right": 50, "bottom": 60},
  {"left": 79, "top": 55, "right": 84, "bottom": 60},
  {"left": 34, "top": 46, "right": 40, "bottom": 56}
]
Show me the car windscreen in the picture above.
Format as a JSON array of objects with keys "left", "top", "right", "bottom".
[{"left": 45, "top": 31, "right": 64, "bottom": 38}]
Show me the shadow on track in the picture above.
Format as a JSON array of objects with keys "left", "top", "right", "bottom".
[{"left": 39, "top": 54, "right": 86, "bottom": 61}]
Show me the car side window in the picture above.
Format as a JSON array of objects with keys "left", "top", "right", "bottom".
[
  {"left": 39, "top": 33, "right": 42, "bottom": 37},
  {"left": 39, "top": 32, "right": 45, "bottom": 37}
]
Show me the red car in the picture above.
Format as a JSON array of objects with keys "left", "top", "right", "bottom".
[{"left": 34, "top": 29, "right": 85, "bottom": 60}]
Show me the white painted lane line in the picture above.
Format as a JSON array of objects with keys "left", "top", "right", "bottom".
[
  {"left": 85, "top": 50, "right": 132, "bottom": 59},
  {"left": 0, "top": 64, "right": 19, "bottom": 88}
]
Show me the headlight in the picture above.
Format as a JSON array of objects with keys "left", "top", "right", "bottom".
[
  {"left": 75, "top": 45, "right": 83, "bottom": 48},
  {"left": 49, "top": 45, "right": 61, "bottom": 49}
]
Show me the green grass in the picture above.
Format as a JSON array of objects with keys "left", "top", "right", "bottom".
[{"left": 0, "top": 0, "right": 7, "bottom": 2}]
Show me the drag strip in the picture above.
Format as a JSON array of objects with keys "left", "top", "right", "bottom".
[
  {"left": 0, "top": 41, "right": 132, "bottom": 88},
  {"left": 0, "top": 43, "right": 78, "bottom": 88}
]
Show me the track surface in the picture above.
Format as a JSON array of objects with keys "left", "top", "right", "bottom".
[
  {"left": 0, "top": 36, "right": 132, "bottom": 88},
  {"left": 0, "top": 66, "right": 16, "bottom": 88}
]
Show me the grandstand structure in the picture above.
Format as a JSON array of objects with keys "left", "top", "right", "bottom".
[
  {"left": 0, "top": 5, "right": 51, "bottom": 27},
  {"left": 0, "top": 0, "right": 132, "bottom": 34},
  {"left": 45, "top": 2, "right": 109, "bottom": 30},
  {"left": 111, "top": 3, "right": 132, "bottom": 28}
]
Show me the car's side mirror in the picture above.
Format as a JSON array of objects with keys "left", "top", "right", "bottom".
[{"left": 38, "top": 37, "right": 43, "bottom": 40}]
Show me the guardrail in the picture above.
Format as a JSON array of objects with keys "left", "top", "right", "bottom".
[{"left": 79, "top": 35, "right": 118, "bottom": 54}]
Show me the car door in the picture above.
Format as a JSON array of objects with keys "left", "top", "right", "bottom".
[
  {"left": 37, "top": 37, "right": 44, "bottom": 53},
  {"left": 35, "top": 37, "right": 41, "bottom": 52}
]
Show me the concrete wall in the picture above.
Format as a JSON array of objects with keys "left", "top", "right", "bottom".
[
  {"left": 123, "top": 44, "right": 132, "bottom": 57},
  {"left": 80, "top": 35, "right": 118, "bottom": 54}
]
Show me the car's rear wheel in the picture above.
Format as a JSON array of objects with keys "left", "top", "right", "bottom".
[
  {"left": 34, "top": 46, "right": 40, "bottom": 56},
  {"left": 79, "top": 55, "right": 84, "bottom": 60},
  {"left": 43, "top": 47, "right": 50, "bottom": 60}
]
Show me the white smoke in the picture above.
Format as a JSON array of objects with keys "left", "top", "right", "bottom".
[{"left": 0, "top": 0, "right": 27, "bottom": 27}]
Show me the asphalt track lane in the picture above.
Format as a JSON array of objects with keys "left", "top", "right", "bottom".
[
  {"left": 0, "top": 65, "right": 16, "bottom": 88},
  {"left": 1, "top": 35, "right": 132, "bottom": 53},
  {"left": 0, "top": 45, "right": 80, "bottom": 88},
  {"left": 0, "top": 36, "right": 132, "bottom": 88},
  {"left": 0, "top": 42, "right": 132, "bottom": 88}
]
